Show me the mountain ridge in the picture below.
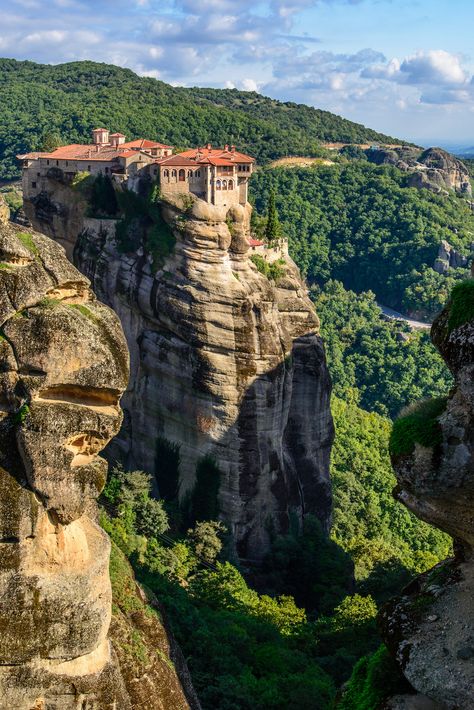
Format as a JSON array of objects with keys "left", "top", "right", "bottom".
[{"left": 0, "top": 57, "right": 403, "bottom": 180}]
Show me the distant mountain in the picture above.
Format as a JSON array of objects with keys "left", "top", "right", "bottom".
[{"left": 0, "top": 57, "right": 402, "bottom": 180}]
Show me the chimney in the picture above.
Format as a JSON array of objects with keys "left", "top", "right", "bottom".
[
  {"left": 224, "top": 144, "right": 229, "bottom": 152},
  {"left": 206, "top": 143, "right": 212, "bottom": 153},
  {"left": 231, "top": 145, "right": 236, "bottom": 153}
]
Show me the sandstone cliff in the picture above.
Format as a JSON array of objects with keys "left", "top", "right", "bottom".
[
  {"left": 381, "top": 280, "right": 474, "bottom": 709},
  {"left": 24, "top": 185, "right": 334, "bottom": 562},
  {"left": 0, "top": 196, "right": 196, "bottom": 709}
]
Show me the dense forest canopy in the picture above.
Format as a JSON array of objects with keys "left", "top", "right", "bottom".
[
  {"left": 250, "top": 162, "right": 474, "bottom": 317},
  {"left": 312, "top": 281, "right": 452, "bottom": 418},
  {"left": 0, "top": 57, "right": 401, "bottom": 180}
]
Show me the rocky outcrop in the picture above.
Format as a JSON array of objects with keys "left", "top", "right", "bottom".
[
  {"left": 433, "top": 239, "right": 470, "bottom": 274},
  {"left": 381, "top": 282, "right": 474, "bottom": 709},
  {"left": 417, "top": 148, "right": 472, "bottom": 196},
  {"left": 367, "top": 146, "right": 472, "bottom": 196},
  {"left": 0, "top": 210, "right": 194, "bottom": 708},
  {"left": 26, "top": 185, "right": 334, "bottom": 563}
]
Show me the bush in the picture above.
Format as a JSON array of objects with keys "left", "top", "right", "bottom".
[
  {"left": 250, "top": 254, "right": 285, "bottom": 281},
  {"left": 338, "top": 645, "right": 411, "bottom": 710},
  {"left": 447, "top": 278, "right": 474, "bottom": 333},
  {"left": 390, "top": 397, "right": 447, "bottom": 456}
]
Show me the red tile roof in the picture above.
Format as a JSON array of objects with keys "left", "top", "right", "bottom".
[
  {"left": 248, "top": 238, "right": 264, "bottom": 247},
  {"left": 18, "top": 144, "right": 154, "bottom": 162},
  {"left": 159, "top": 146, "right": 254, "bottom": 168},
  {"left": 121, "top": 139, "right": 173, "bottom": 150}
]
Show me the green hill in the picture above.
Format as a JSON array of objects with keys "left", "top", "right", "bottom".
[{"left": 0, "top": 58, "right": 400, "bottom": 180}]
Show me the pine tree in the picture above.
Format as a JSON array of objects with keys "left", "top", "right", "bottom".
[{"left": 265, "top": 190, "right": 280, "bottom": 245}]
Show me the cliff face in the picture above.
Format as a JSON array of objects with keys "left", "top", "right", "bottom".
[
  {"left": 0, "top": 198, "right": 195, "bottom": 709},
  {"left": 382, "top": 283, "right": 474, "bottom": 709},
  {"left": 25, "top": 186, "right": 334, "bottom": 562},
  {"left": 369, "top": 146, "right": 472, "bottom": 196}
]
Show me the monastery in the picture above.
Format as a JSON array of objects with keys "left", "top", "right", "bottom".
[{"left": 18, "top": 128, "right": 255, "bottom": 208}]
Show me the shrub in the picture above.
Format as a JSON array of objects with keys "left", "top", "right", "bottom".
[
  {"left": 250, "top": 254, "right": 285, "bottom": 281},
  {"left": 447, "top": 278, "right": 474, "bottom": 333},
  {"left": 71, "top": 171, "right": 95, "bottom": 196},
  {"left": 187, "top": 521, "right": 227, "bottom": 564},
  {"left": 390, "top": 397, "right": 447, "bottom": 456},
  {"left": 338, "top": 644, "right": 411, "bottom": 710}
]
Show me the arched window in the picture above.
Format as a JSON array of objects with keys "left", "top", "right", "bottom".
[
  {"left": 228, "top": 179, "right": 234, "bottom": 190},
  {"left": 222, "top": 179, "right": 227, "bottom": 190},
  {"left": 179, "top": 169, "right": 186, "bottom": 182},
  {"left": 187, "top": 170, "right": 193, "bottom": 179},
  {"left": 196, "top": 170, "right": 201, "bottom": 178},
  {"left": 216, "top": 180, "right": 222, "bottom": 190},
  {"left": 163, "top": 169, "right": 170, "bottom": 181},
  {"left": 171, "top": 169, "right": 177, "bottom": 181}
]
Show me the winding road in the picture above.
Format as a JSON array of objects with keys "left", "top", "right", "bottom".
[{"left": 378, "top": 304, "right": 432, "bottom": 331}]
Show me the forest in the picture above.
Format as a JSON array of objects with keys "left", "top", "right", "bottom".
[
  {"left": 250, "top": 161, "right": 474, "bottom": 319},
  {"left": 0, "top": 58, "right": 399, "bottom": 180}
]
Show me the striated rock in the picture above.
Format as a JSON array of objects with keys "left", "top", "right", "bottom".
[
  {"left": 381, "top": 283, "right": 474, "bottom": 709},
  {"left": 0, "top": 219, "right": 194, "bottom": 708},
  {"left": 26, "top": 185, "right": 334, "bottom": 563}
]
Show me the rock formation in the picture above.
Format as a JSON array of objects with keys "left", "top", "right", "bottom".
[
  {"left": 0, "top": 198, "right": 195, "bottom": 709},
  {"left": 381, "top": 281, "right": 474, "bottom": 709},
  {"left": 433, "top": 239, "right": 470, "bottom": 274},
  {"left": 25, "top": 185, "right": 334, "bottom": 563},
  {"left": 368, "top": 146, "right": 472, "bottom": 196}
]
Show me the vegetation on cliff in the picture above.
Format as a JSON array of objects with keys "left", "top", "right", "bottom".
[
  {"left": 250, "top": 162, "right": 474, "bottom": 318},
  {"left": 0, "top": 58, "right": 400, "bottom": 180},
  {"left": 389, "top": 397, "right": 447, "bottom": 456}
]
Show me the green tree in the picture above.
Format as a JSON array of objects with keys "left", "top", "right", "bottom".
[{"left": 265, "top": 190, "right": 281, "bottom": 244}]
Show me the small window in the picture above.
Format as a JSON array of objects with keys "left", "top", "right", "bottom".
[
  {"left": 46, "top": 160, "right": 50, "bottom": 166},
  {"left": 32, "top": 181, "right": 37, "bottom": 188},
  {"left": 37, "top": 172, "right": 40, "bottom": 177},
  {"left": 154, "top": 168, "right": 158, "bottom": 175},
  {"left": 187, "top": 170, "right": 193, "bottom": 178},
  {"left": 197, "top": 170, "right": 201, "bottom": 178},
  {"left": 228, "top": 179, "right": 234, "bottom": 190},
  {"left": 66, "top": 161, "right": 68, "bottom": 166},
  {"left": 105, "top": 167, "right": 109, "bottom": 174},
  {"left": 56, "top": 160, "right": 59, "bottom": 166},
  {"left": 88, "top": 165, "right": 91, "bottom": 171},
  {"left": 216, "top": 180, "right": 221, "bottom": 190},
  {"left": 222, "top": 179, "right": 227, "bottom": 190}
]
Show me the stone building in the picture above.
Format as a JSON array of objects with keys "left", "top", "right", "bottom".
[
  {"left": 18, "top": 127, "right": 173, "bottom": 198},
  {"left": 157, "top": 144, "right": 255, "bottom": 207},
  {"left": 18, "top": 130, "right": 255, "bottom": 209}
]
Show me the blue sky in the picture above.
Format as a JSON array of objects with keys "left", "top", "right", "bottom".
[{"left": 1, "top": 0, "right": 473, "bottom": 144}]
